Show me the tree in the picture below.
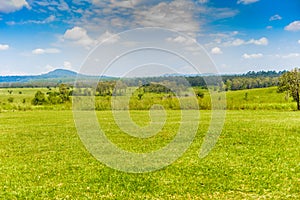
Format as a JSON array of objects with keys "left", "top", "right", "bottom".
[
  {"left": 32, "top": 91, "right": 46, "bottom": 105},
  {"left": 278, "top": 68, "right": 300, "bottom": 110},
  {"left": 59, "top": 84, "right": 71, "bottom": 102}
]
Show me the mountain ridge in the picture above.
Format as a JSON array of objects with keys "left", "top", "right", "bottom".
[{"left": 0, "top": 69, "right": 101, "bottom": 83}]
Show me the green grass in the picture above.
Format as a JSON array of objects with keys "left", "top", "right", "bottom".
[
  {"left": 0, "top": 88, "right": 71, "bottom": 111},
  {"left": 0, "top": 87, "right": 296, "bottom": 112},
  {"left": 1, "top": 86, "right": 297, "bottom": 111},
  {"left": 0, "top": 110, "right": 299, "bottom": 199}
]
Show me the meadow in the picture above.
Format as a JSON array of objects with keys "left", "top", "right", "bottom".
[
  {"left": 0, "top": 110, "right": 299, "bottom": 199},
  {"left": 0, "top": 86, "right": 297, "bottom": 111},
  {"left": 0, "top": 87, "right": 299, "bottom": 199}
]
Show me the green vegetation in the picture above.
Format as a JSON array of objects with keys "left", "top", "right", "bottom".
[
  {"left": 1, "top": 86, "right": 298, "bottom": 111},
  {"left": 0, "top": 110, "right": 299, "bottom": 199},
  {"left": 278, "top": 68, "right": 300, "bottom": 110}
]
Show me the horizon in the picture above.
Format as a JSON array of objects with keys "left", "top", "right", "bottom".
[{"left": 0, "top": 67, "right": 289, "bottom": 78}]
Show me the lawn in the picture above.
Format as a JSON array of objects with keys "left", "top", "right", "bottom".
[{"left": 0, "top": 110, "right": 299, "bottom": 199}]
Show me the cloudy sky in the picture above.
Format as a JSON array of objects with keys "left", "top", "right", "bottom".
[{"left": 0, "top": 0, "right": 299, "bottom": 75}]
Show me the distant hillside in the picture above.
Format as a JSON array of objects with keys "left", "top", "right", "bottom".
[
  {"left": 0, "top": 69, "right": 115, "bottom": 86},
  {"left": 40, "top": 69, "right": 78, "bottom": 78}
]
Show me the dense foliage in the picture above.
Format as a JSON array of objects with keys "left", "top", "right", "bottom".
[
  {"left": 31, "top": 84, "right": 72, "bottom": 105},
  {"left": 278, "top": 68, "right": 300, "bottom": 110}
]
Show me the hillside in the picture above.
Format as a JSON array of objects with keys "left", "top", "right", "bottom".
[{"left": 0, "top": 69, "right": 114, "bottom": 86}]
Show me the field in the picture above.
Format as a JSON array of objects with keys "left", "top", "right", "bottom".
[
  {"left": 0, "top": 109, "right": 299, "bottom": 199},
  {"left": 0, "top": 87, "right": 299, "bottom": 199},
  {"left": 0, "top": 86, "right": 297, "bottom": 111}
]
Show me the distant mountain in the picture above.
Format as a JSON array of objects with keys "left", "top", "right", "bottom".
[
  {"left": 40, "top": 69, "right": 78, "bottom": 78},
  {"left": 0, "top": 69, "right": 109, "bottom": 84}
]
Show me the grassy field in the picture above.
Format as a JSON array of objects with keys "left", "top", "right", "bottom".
[
  {"left": 0, "top": 110, "right": 299, "bottom": 199},
  {"left": 0, "top": 86, "right": 297, "bottom": 111}
]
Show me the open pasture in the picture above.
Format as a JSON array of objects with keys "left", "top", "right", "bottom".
[{"left": 0, "top": 110, "right": 299, "bottom": 199}]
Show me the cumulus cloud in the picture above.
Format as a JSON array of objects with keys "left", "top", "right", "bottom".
[
  {"left": 0, "top": 44, "right": 9, "bottom": 50},
  {"left": 63, "top": 26, "right": 96, "bottom": 48},
  {"left": 285, "top": 21, "right": 300, "bottom": 32},
  {"left": 211, "top": 47, "right": 223, "bottom": 54},
  {"left": 63, "top": 27, "right": 120, "bottom": 48},
  {"left": 269, "top": 14, "right": 282, "bottom": 21},
  {"left": 248, "top": 37, "right": 268, "bottom": 45},
  {"left": 237, "top": 0, "right": 259, "bottom": 5},
  {"left": 32, "top": 48, "right": 61, "bottom": 55},
  {"left": 228, "top": 38, "right": 245, "bottom": 46},
  {"left": 77, "top": 0, "right": 238, "bottom": 40},
  {"left": 298, "top": 40, "right": 300, "bottom": 44},
  {"left": 0, "top": 0, "right": 30, "bottom": 13},
  {"left": 242, "top": 53, "right": 263, "bottom": 59}
]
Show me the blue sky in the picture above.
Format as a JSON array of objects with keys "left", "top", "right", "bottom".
[{"left": 0, "top": 0, "right": 299, "bottom": 75}]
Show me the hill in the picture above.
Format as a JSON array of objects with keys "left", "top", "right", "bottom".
[
  {"left": 0, "top": 69, "right": 115, "bottom": 87},
  {"left": 40, "top": 69, "right": 78, "bottom": 78}
]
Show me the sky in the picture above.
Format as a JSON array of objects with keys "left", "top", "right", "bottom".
[{"left": 0, "top": 0, "right": 300, "bottom": 76}]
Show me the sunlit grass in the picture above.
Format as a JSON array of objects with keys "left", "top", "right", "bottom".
[{"left": 0, "top": 110, "right": 299, "bottom": 199}]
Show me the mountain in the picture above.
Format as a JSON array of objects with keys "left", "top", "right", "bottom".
[
  {"left": 40, "top": 69, "right": 78, "bottom": 78},
  {"left": 0, "top": 69, "right": 77, "bottom": 83},
  {"left": 0, "top": 69, "right": 99, "bottom": 84}
]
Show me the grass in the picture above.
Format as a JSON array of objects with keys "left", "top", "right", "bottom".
[
  {"left": 0, "top": 110, "right": 299, "bottom": 199},
  {"left": 0, "top": 86, "right": 297, "bottom": 111}
]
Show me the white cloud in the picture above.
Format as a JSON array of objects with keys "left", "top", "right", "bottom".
[
  {"left": 0, "top": 0, "right": 29, "bottom": 13},
  {"left": 266, "top": 26, "right": 273, "bottom": 29},
  {"left": 242, "top": 53, "right": 263, "bottom": 59},
  {"left": 133, "top": 0, "right": 200, "bottom": 37},
  {"left": 166, "top": 36, "right": 196, "bottom": 45},
  {"left": 63, "top": 26, "right": 96, "bottom": 48},
  {"left": 282, "top": 53, "right": 300, "bottom": 59},
  {"left": 8, "top": 15, "right": 56, "bottom": 25},
  {"left": 269, "top": 14, "right": 282, "bottom": 21},
  {"left": 285, "top": 21, "right": 300, "bottom": 32},
  {"left": 298, "top": 40, "right": 300, "bottom": 44},
  {"left": 248, "top": 37, "right": 268, "bottom": 45},
  {"left": 32, "top": 48, "right": 61, "bottom": 55},
  {"left": 33, "top": 0, "right": 69, "bottom": 12},
  {"left": 78, "top": 0, "right": 238, "bottom": 41},
  {"left": 211, "top": 47, "right": 223, "bottom": 54},
  {"left": 237, "top": 0, "right": 259, "bottom": 5},
  {"left": 0, "top": 44, "right": 9, "bottom": 50},
  {"left": 230, "top": 38, "right": 245, "bottom": 46},
  {"left": 224, "top": 37, "right": 268, "bottom": 46}
]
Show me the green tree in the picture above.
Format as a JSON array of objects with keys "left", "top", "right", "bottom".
[
  {"left": 278, "top": 68, "right": 300, "bottom": 110},
  {"left": 59, "top": 84, "right": 71, "bottom": 102},
  {"left": 32, "top": 91, "right": 47, "bottom": 105}
]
